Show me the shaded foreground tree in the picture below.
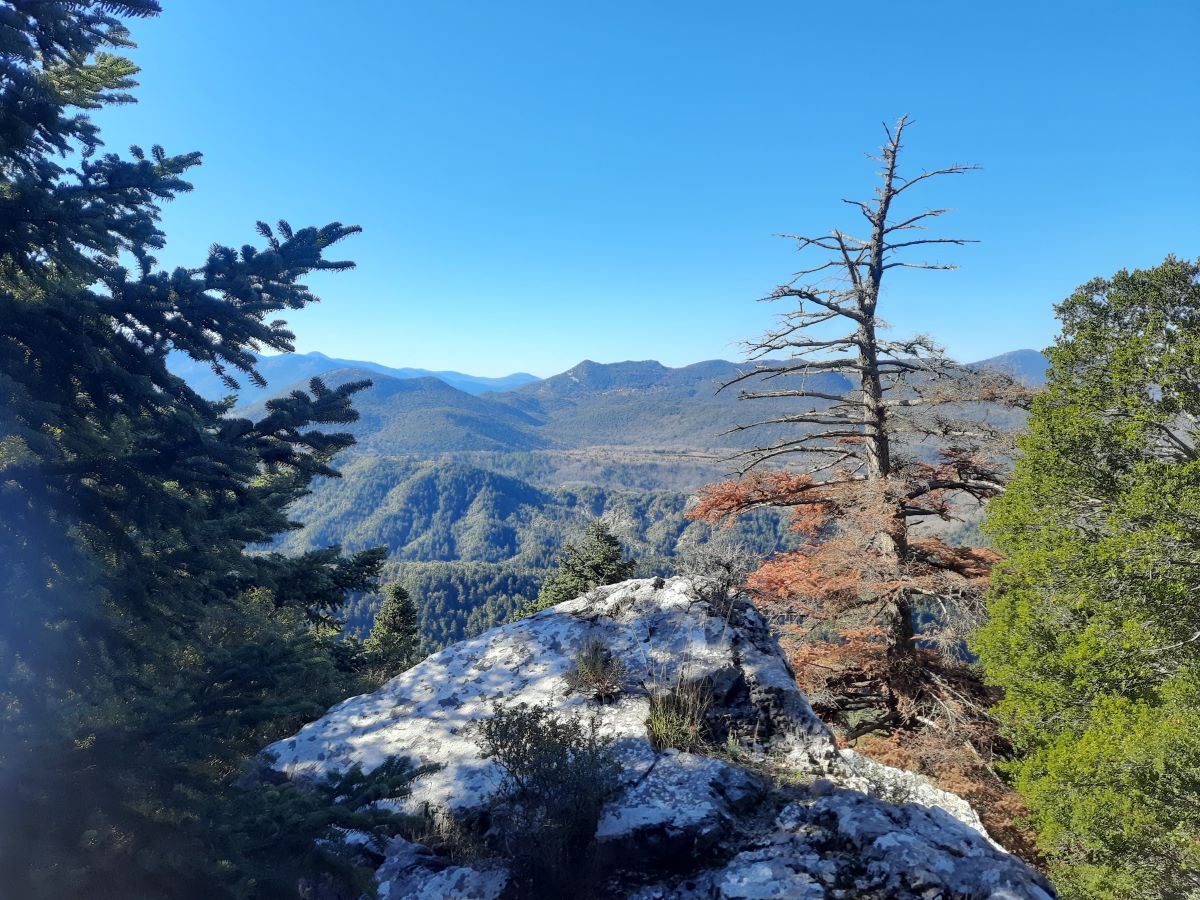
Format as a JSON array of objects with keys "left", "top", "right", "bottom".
[
  {"left": 689, "top": 118, "right": 1036, "bottom": 846},
  {"left": 0, "top": 3, "right": 415, "bottom": 896},
  {"left": 976, "top": 257, "right": 1200, "bottom": 897}
]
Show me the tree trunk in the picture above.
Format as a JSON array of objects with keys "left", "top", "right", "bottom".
[
  {"left": 858, "top": 320, "right": 892, "bottom": 481},
  {"left": 888, "top": 592, "right": 916, "bottom": 658}
]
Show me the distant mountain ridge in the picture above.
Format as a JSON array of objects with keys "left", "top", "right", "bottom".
[
  {"left": 226, "top": 358, "right": 845, "bottom": 455},
  {"left": 494, "top": 358, "right": 853, "bottom": 450},
  {"left": 227, "top": 366, "right": 549, "bottom": 453},
  {"left": 969, "top": 349, "right": 1049, "bottom": 386},
  {"left": 175, "top": 349, "right": 1048, "bottom": 457},
  {"left": 167, "top": 350, "right": 541, "bottom": 403}
]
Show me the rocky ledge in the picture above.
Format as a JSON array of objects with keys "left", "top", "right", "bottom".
[{"left": 263, "top": 577, "right": 1055, "bottom": 899}]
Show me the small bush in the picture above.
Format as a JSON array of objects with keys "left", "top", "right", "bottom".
[
  {"left": 678, "top": 537, "right": 756, "bottom": 617},
  {"left": 473, "top": 702, "right": 621, "bottom": 896},
  {"left": 646, "top": 676, "right": 713, "bottom": 753},
  {"left": 564, "top": 639, "right": 628, "bottom": 701}
]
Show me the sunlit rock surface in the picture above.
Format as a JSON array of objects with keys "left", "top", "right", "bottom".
[
  {"left": 263, "top": 577, "right": 1055, "bottom": 899},
  {"left": 680, "top": 791, "right": 1054, "bottom": 900}
]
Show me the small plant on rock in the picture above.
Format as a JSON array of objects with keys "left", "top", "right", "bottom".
[
  {"left": 646, "top": 675, "right": 713, "bottom": 753},
  {"left": 678, "top": 535, "right": 757, "bottom": 618},
  {"left": 564, "top": 639, "right": 628, "bottom": 701},
  {"left": 473, "top": 702, "right": 622, "bottom": 896}
]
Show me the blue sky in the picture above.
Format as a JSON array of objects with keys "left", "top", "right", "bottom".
[{"left": 97, "top": 1, "right": 1199, "bottom": 377}]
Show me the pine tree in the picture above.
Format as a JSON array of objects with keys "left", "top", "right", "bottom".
[
  {"left": 523, "top": 521, "right": 635, "bottom": 614},
  {"left": 364, "top": 583, "right": 424, "bottom": 679},
  {"left": 975, "top": 257, "right": 1200, "bottom": 897},
  {"left": 0, "top": 4, "right": 412, "bottom": 895}
]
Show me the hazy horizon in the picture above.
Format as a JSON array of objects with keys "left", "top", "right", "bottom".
[{"left": 248, "top": 345, "right": 1047, "bottom": 382}]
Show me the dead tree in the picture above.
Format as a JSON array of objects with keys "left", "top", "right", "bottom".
[{"left": 690, "top": 116, "right": 1037, "bottom": 742}]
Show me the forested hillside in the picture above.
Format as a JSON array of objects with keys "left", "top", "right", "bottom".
[
  {"left": 279, "top": 456, "right": 797, "bottom": 646},
  {"left": 341, "top": 562, "right": 541, "bottom": 648}
]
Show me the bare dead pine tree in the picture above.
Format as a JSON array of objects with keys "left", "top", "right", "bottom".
[{"left": 690, "top": 117, "right": 1038, "bottom": 748}]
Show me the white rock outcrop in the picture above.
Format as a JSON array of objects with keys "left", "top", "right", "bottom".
[{"left": 263, "top": 577, "right": 1055, "bottom": 899}]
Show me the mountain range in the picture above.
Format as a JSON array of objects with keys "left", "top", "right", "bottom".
[
  {"left": 192, "top": 349, "right": 1047, "bottom": 459},
  {"left": 168, "top": 350, "right": 540, "bottom": 403}
]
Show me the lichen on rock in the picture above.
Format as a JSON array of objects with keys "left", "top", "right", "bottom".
[{"left": 262, "top": 577, "right": 1054, "bottom": 898}]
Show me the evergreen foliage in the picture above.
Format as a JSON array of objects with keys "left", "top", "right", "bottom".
[
  {"left": 342, "top": 560, "right": 547, "bottom": 648},
  {"left": 214, "top": 757, "right": 430, "bottom": 898},
  {"left": 472, "top": 702, "right": 620, "bottom": 895},
  {"left": 976, "top": 257, "right": 1200, "bottom": 896},
  {"left": 0, "top": 4, "right": 407, "bottom": 895},
  {"left": 523, "top": 521, "right": 635, "bottom": 614},
  {"left": 362, "top": 583, "right": 424, "bottom": 680}
]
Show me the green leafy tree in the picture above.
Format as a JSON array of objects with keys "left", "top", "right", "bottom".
[
  {"left": 0, "top": 3, "right": 412, "bottom": 896},
  {"left": 975, "top": 257, "right": 1200, "bottom": 897},
  {"left": 522, "top": 521, "right": 635, "bottom": 614},
  {"left": 363, "top": 583, "right": 424, "bottom": 679}
]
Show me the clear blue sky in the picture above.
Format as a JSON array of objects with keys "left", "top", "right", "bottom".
[{"left": 97, "top": 1, "right": 1199, "bottom": 377}]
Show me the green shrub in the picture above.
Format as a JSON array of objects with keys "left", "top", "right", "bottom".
[
  {"left": 646, "top": 676, "right": 712, "bottom": 753},
  {"left": 473, "top": 703, "right": 621, "bottom": 896},
  {"left": 564, "top": 639, "right": 628, "bottom": 701},
  {"left": 975, "top": 258, "right": 1200, "bottom": 895},
  {"left": 218, "top": 757, "right": 433, "bottom": 898}
]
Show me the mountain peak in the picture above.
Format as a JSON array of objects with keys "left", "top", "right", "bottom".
[
  {"left": 555, "top": 359, "right": 671, "bottom": 389},
  {"left": 969, "top": 349, "right": 1049, "bottom": 386}
]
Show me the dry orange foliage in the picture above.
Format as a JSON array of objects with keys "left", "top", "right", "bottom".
[{"left": 689, "top": 455, "right": 1014, "bottom": 797}]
